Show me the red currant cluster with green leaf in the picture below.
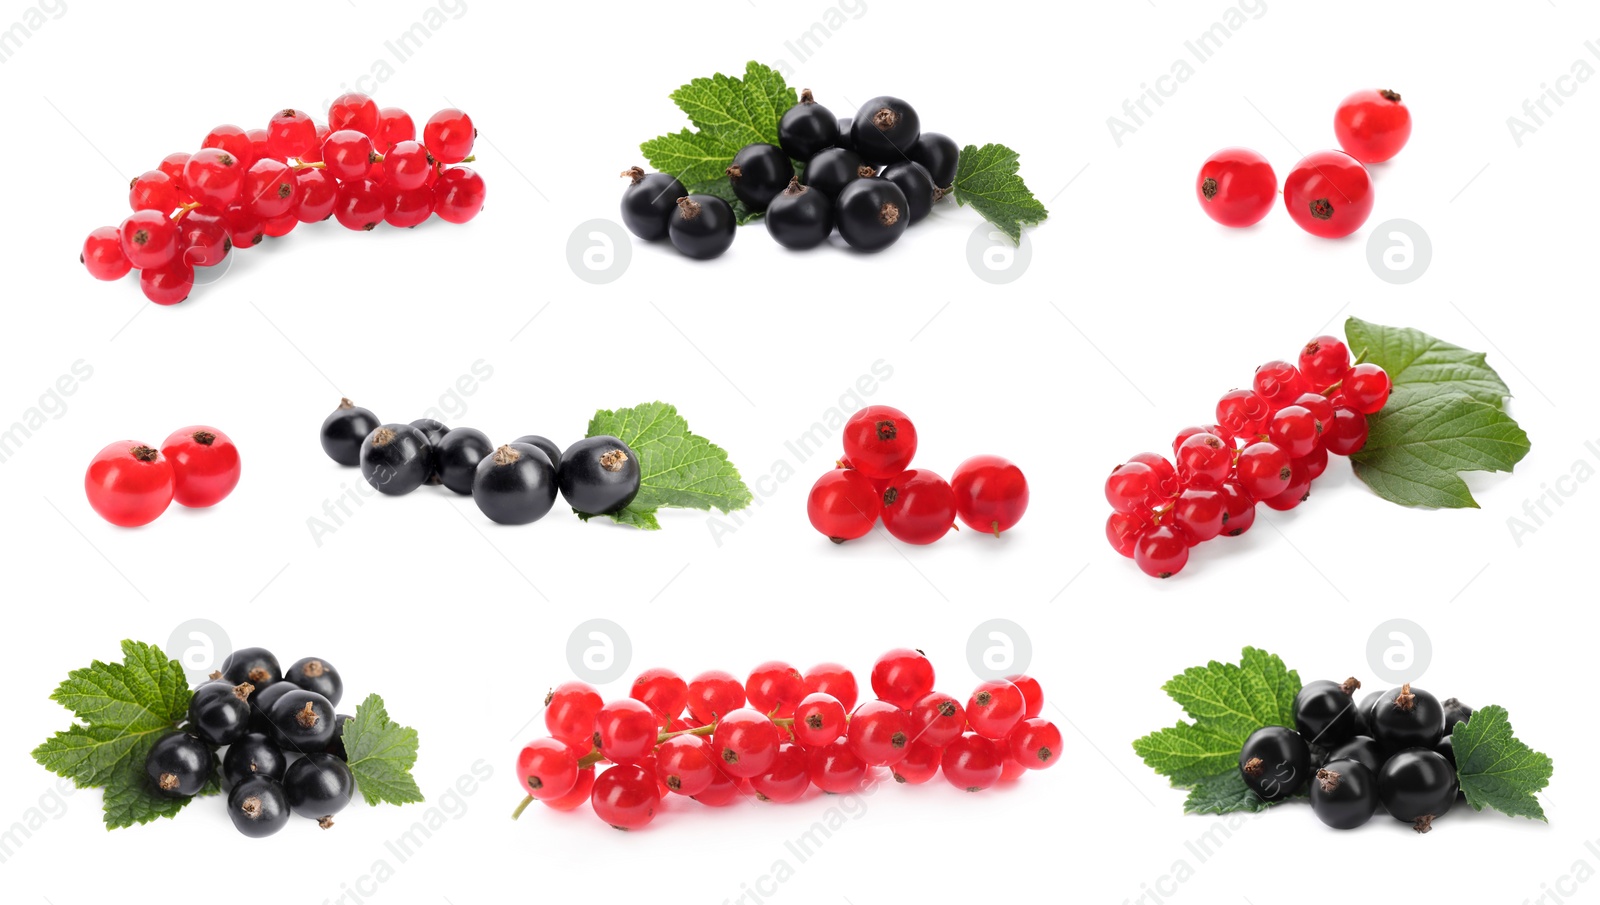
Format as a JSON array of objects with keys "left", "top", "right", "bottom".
[
  {"left": 1106, "top": 334, "right": 1391, "bottom": 578},
  {"left": 81, "top": 93, "right": 485, "bottom": 306},
  {"left": 513, "top": 650, "right": 1060, "bottom": 831},
  {"left": 806, "top": 405, "right": 1029, "bottom": 545}
]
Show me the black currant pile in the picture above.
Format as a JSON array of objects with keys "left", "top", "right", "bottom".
[
  {"left": 144, "top": 646, "right": 356, "bottom": 837},
  {"left": 319, "top": 399, "right": 639, "bottom": 523},
  {"left": 621, "top": 91, "right": 959, "bottom": 258},
  {"left": 1239, "top": 679, "right": 1471, "bottom": 833}
]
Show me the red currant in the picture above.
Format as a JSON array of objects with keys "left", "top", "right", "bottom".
[
  {"left": 334, "top": 178, "right": 389, "bottom": 231},
  {"left": 1008, "top": 718, "right": 1062, "bottom": 770},
  {"left": 160, "top": 426, "right": 240, "bottom": 508},
  {"left": 299, "top": 126, "right": 331, "bottom": 163},
  {"left": 1283, "top": 150, "right": 1373, "bottom": 239},
  {"left": 687, "top": 670, "right": 745, "bottom": 724},
  {"left": 942, "top": 734, "right": 1003, "bottom": 792},
  {"left": 424, "top": 108, "right": 476, "bottom": 163},
  {"left": 950, "top": 454, "right": 1029, "bottom": 536},
  {"left": 630, "top": 667, "right": 688, "bottom": 720},
  {"left": 1175, "top": 432, "right": 1232, "bottom": 488},
  {"left": 1106, "top": 510, "right": 1149, "bottom": 558},
  {"left": 891, "top": 738, "right": 943, "bottom": 785},
  {"left": 263, "top": 212, "right": 298, "bottom": 239},
  {"left": 1252, "top": 360, "right": 1309, "bottom": 410},
  {"left": 880, "top": 469, "right": 956, "bottom": 544},
  {"left": 1195, "top": 147, "right": 1276, "bottom": 227},
  {"left": 751, "top": 743, "right": 810, "bottom": 803},
  {"left": 712, "top": 709, "right": 780, "bottom": 779},
  {"left": 1267, "top": 405, "right": 1321, "bottom": 458},
  {"left": 746, "top": 661, "right": 804, "bottom": 716},
  {"left": 1134, "top": 524, "right": 1189, "bottom": 578},
  {"left": 183, "top": 148, "right": 245, "bottom": 210},
  {"left": 544, "top": 681, "right": 602, "bottom": 749},
  {"left": 118, "top": 210, "right": 178, "bottom": 270},
  {"left": 1293, "top": 391, "right": 1336, "bottom": 427},
  {"left": 82, "top": 227, "right": 132, "bottom": 281},
  {"left": 329, "top": 92, "right": 380, "bottom": 136},
  {"left": 1299, "top": 336, "right": 1351, "bottom": 390},
  {"left": 801, "top": 663, "right": 858, "bottom": 712},
  {"left": 1174, "top": 424, "right": 1232, "bottom": 454},
  {"left": 1297, "top": 444, "right": 1330, "bottom": 481},
  {"left": 293, "top": 168, "right": 338, "bottom": 223},
  {"left": 1335, "top": 89, "right": 1411, "bottom": 164},
  {"left": 994, "top": 736, "right": 1029, "bottom": 782},
  {"left": 966, "top": 681, "right": 1024, "bottom": 740},
  {"left": 595, "top": 698, "right": 658, "bottom": 765},
  {"left": 1343, "top": 363, "right": 1391, "bottom": 414},
  {"left": 129, "top": 170, "right": 179, "bottom": 213},
  {"left": 1007, "top": 675, "right": 1044, "bottom": 719},
  {"left": 1236, "top": 442, "right": 1291, "bottom": 501},
  {"left": 1261, "top": 460, "right": 1312, "bottom": 511},
  {"left": 1216, "top": 389, "right": 1272, "bottom": 438},
  {"left": 374, "top": 106, "right": 416, "bottom": 153},
  {"left": 267, "top": 108, "right": 318, "bottom": 160},
  {"left": 841, "top": 405, "right": 917, "bottom": 479},
  {"left": 243, "top": 159, "right": 298, "bottom": 219},
  {"left": 1173, "top": 486, "right": 1226, "bottom": 544},
  {"left": 847, "top": 700, "right": 913, "bottom": 766},
  {"left": 178, "top": 211, "right": 229, "bottom": 268},
  {"left": 541, "top": 765, "right": 595, "bottom": 812},
  {"left": 1127, "top": 451, "right": 1178, "bottom": 497},
  {"left": 793, "top": 693, "right": 847, "bottom": 747},
  {"left": 871, "top": 648, "right": 935, "bottom": 709},
  {"left": 1106, "top": 461, "right": 1160, "bottom": 513},
  {"left": 434, "top": 166, "right": 486, "bottom": 223},
  {"left": 386, "top": 140, "right": 434, "bottom": 190},
  {"left": 692, "top": 767, "right": 746, "bottom": 806},
  {"left": 202, "top": 124, "right": 255, "bottom": 171},
  {"left": 806, "top": 737, "right": 867, "bottom": 793},
  {"left": 157, "top": 152, "right": 190, "bottom": 184},
  {"left": 1324, "top": 405, "right": 1369, "bottom": 456},
  {"left": 806, "top": 469, "right": 880, "bottom": 543},
  {"left": 139, "top": 261, "right": 194, "bottom": 306},
  {"left": 220, "top": 205, "right": 264, "bottom": 250},
  {"left": 84, "top": 441, "right": 175, "bottom": 527},
  {"left": 323, "top": 129, "right": 379, "bottom": 182},
  {"left": 655, "top": 734, "right": 716, "bottom": 795},
  {"left": 591, "top": 764, "right": 659, "bottom": 830},
  {"left": 246, "top": 128, "right": 274, "bottom": 164},
  {"left": 517, "top": 737, "right": 579, "bottom": 801},
  {"left": 1219, "top": 481, "right": 1256, "bottom": 537},
  {"left": 910, "top": 691, "right": 966, "bottom": 748}
]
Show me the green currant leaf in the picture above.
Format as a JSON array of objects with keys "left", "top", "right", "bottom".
[
  {"left": 581, "top": 401, "right": 752, "bottom": 530},
  {"left": 1452, "top": 704, "right": 1553, "bottom": 821},
  {"left": 30, "top": 640, "right": 199, "bottom": 829},
  {"left": 1345, "top": 316, "right": 1512, "bottom": 406},
  {"left": 640, "top": 61, "right": 795, "bottom": 225},
  {"left": 343, "top": 693, "right": 424, "bottom": 807},
  {"left": 952, "top": 143, "right": 1049, "bottom": 244},
  {"left": 1183, "top": 770, "right": 1295, "bottom": 815},
  {"left": 1350, "top": 385, "right": 1531, "bottom": 509}
]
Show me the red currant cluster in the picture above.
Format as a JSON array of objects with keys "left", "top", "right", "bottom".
[
  {"left": 806, "top": 405, "right": 1029, "bottom": 545},
  {"left": 1196, "top": 89, "right": 1411, "bottom": 238},
  {"left": 80, "top": 93, "right": 486, "bottom": 306},
  {"left": 1105, "top": 335, "right": 1392, "bottom": 578},
  {"left": 513, "top": 650, "right": 1060, "bottom": 830},
  {"left": 85, "top": 427, "right": 240, "bottom": 528}
]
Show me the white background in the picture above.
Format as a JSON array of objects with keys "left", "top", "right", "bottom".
[{"left": 2, "top": 1, "right": 1597, "bottom": 902}]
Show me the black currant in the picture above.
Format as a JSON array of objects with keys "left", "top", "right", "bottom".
[
  {"left": 268, "top": 688, "right": 337, "bottom": 754},
  {"left": 473, "top": 443, "right": 558, "bottom": 525},
  {"left": 228, "top": 775, "right": 290, "bottom": 838},
  {"left": 435, "top": 427, "right": 493, "bottom": 496},
  {"left": 619, "top": 166, "right": 686, "bottom": 241},
  {"left": 409, "top": 418, "right": 450, "bottom": 484},
  {"left": 1238, "top": 725, "right": 1310, "bottom": 802},
  {"left": 1442, "top": 697, "right": 1473, "bottom": 735},
  {"left": 325, "top": 714, "right": 354, "bottom": 760},
  {"left": 880, "top": 161, "right": 936, "bottom": 225},
  {"left": 1371, "top": 683, "right": 1445, "bottom": 754},
  {"left": 285, "top": 657, "right": 343, "bottom": 706},
  {"left": 1310, "top": 757, "right": 1379, "bottom": 830},
  {"left": 512, "top": 435, "right": 563, "bottom": 470},
  {"left": 850, "top": 96, "right": 921, "bottom": 164},
  {"left": 835, "top": 178, "right": 909, "bottom": 253},
  {"left": 801, "top": 147, "right": 867, "bottom": 200},
  {"left": 559, "top": 435, "right": 641, "bottom": 515},
  {"left": 320, "top": 398, "right": 379, "bottom": 467},
  {"left": 1434, "top": 734, "right": 1456, "bottom": 768},
  {"left": 284, "top": 753, "right": 355, "bottom": 828},
  {"left": 909, "top": 132, "right": 960, "bottom": 189},
  {"left": 248, "top": 680, "right": 297, "bottom": 734},
  {"left": 1354, "top": 688, "right": 1386, "bottom": 736},
  {"left": 188, "top": 680, "right": 255, "bottom": 747},
  {"left": 726, "top": 143, "right": 794, "bottom": 213},
  {"left": 219, "top": 646, "right": 281, "bottom": 688},
  {"left": 1293, "top": 677, "right": 1363, "bottom": 747},
  {"left": 360, "top": 423, "right": 432, "bottom": 496},
  {"left": 765, "top": 178, "right": 833, "bottom": 250},
  {"left": 668, "top": 194, "right": 736, "bottom": 260},
  {"left": 223, "top": 731, "right": 288, "bottom": 786},
  {"left": 1378, "top": 747, "right": 1458, "bottom": 833},
  {"left": 145, "top": 733, "right": 212, "bottom": 798},
  {"left": 779, "top": 89, "right": 838, "bottom": 160},
  {"left": 1328, "top": 735, "right": 1383, "bottom": 774}
]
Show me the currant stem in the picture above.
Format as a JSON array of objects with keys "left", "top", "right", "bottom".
[
  {"left": 511, "top": 794, "right": 535, "bottom": 820},
  {"left": 170, "top": 202, "right": 202, "bottom": 223},
  {"left": 292, "top": 160, "right": 327, "bottom": 171}
]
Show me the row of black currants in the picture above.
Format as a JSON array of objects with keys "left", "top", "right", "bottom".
[
  {"left": 1240, "top": 678, "right": 1474, "bottom": 833},
  {"left": 318, "top": 398, "right": 641, "bottom": 524},
  {"left": 621, "top": 92, "right": 959, "bottom": 259},
  {"left": 145, "top": 647, "right": 353, "bottom": 837}
]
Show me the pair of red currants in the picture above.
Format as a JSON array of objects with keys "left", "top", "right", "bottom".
[{"left": 85, "top": 427, "right": 241, "bottom": 527}]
